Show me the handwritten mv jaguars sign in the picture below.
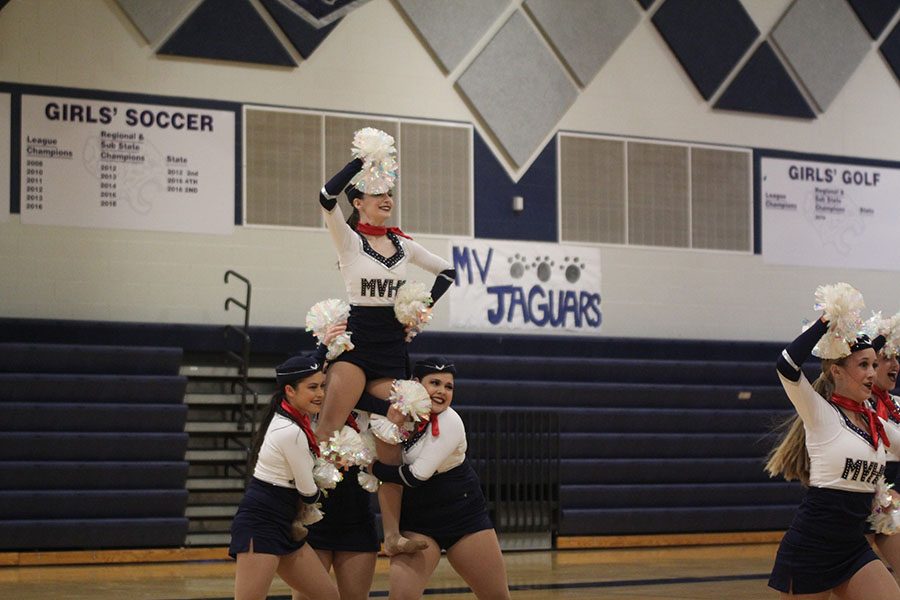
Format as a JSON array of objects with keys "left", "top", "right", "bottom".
[
  {"left": 449, "top": 239, "right": 602, "bottom": 333},
  {"left": 761, "top": 156, "right": 900, "bottom": 271},
  {"left": 20, "top": 95, "right": 234, "bottom": 234}
]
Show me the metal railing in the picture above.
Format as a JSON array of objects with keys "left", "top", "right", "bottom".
[
  {"left": 223, "top": 270, "right": 257, "bottom": 432},
  {"left": 463, "top": 408, "right": 560, "bottom": 542}
]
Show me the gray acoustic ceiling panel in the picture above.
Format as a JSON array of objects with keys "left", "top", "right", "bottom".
[
  {"left": 771, "top": 0, "right": 871, "bottom": 111},
  {"left": 524, "top": 0, "right": 640, "bottom": 86},
  {"left": 115, "top": 0, "right": 200, "bottom": 44},
  {"left": 457, "top": 11, "right": 578, "bottom": 167},
  {"left": 395, "top": 0, "right": 510, "bottom": 72}
]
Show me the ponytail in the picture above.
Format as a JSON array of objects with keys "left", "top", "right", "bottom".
[
  {"left": 247, "top": 389, "right": 287, "bottom": 476},
  {"left": 346, "top": 207, "right": 360, "bottom": 230},
  {"left": 765, "top": 359, "right": 839, "bottom": 485}
]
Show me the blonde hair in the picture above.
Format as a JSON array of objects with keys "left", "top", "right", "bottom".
[{"left": 764, "top": 358, "right": 840, "bottom": 485}]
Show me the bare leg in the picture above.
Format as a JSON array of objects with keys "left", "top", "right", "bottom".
[
  {"left": 445, "top": 529, "right": 510, "bottom": 600},
  {"left": 366, "top": 379, "right": 426, "bottom": 555},
  {"left": 332, "top": 550, "right": 377, "bottom": 600},
  {"left": 315, "top": 361, "right": 366, "bottom": 440},
  {"left": 234, "top": 541, "right": 280, "bottom": 600},
  {"left": 388, "top": 532, "right": 442, "bottom": 600},
  {"left": 876, "top": 534, "right": 900, "bottom": 583},
  {"left": 833, "top": 559, "right": 900, "bottom": 599},
  {"left": 276, "top": 544, "right": 340, "bottom": 600},
  {"left": 292, "top": 549, "right": 334, "bottom": 600}
]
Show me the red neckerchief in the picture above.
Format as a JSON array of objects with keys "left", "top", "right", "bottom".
[
  {"left": 872, "top": 385, "right": 900, "bottom": 423},
  {"left": 356, "top": 222, "right": 412, "bottom": 240},
  {"left": 280, "top": 400, "right": 320, "bottom": 457},
  {"left": 346, "top": 412, "right": 360, "bottom": 433},
  {"left": 831, "top": 393, "right": 890, "bottom": 449},
  {"left": 415, "top": 413, "right": 440, "bottom": 437}
]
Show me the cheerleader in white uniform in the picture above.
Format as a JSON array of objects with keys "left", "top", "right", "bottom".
[
  {"left": 305, "top": 131, "right": 455, "bottom": 599},
  {"left": 229, "top": 355, "right": 338, "bottom": 600},
  {"left": 371, "top": 357, "right": 510, "bottom": 600},
  {"left": 766, "top": 294, "right": 900, "bottom": 598},
  {"left": 868, "top": 330, "right": 900, "bottom": 579}
]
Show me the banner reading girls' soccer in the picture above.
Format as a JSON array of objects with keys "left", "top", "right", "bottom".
[
  {"left": 19, "top": 94, "right": 234, "bottom": 234},
  {"left": 449, "top": 239, "right": 602, "bottom": 333},
  {"left": 761, "top": 155, "right": 900, "bottom": 270},
  {"left": 0, "top": 93, "right": 10, "bottom": 222}
]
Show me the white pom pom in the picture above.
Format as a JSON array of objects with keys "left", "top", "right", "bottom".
[
  {"left": 868, "top": 477, "right": 900, "bottom": 535},
  {"left": 350, "top": 128, "right": 397, "bottom": 195},
  {"left": 298, "top": 502, "right": 325, "bottom": 526},
  {"left": 369, "top": 414, "right": 402, "bottom": 444},
  {"left": 358, "top": 470, "right": 380, "bottom": 493},
  {"left": 305, "top": 299, "right": 353, "bottom": 360},
  {"left": 874, "top": 311, "right": 900, "bottom": 358},
  {"left": 313, "top": 457, "right": 342, "bottom": 490},
  {"left": 320, "top": 425, "right": 370, "bottom": 468},
  {"left": 394, "top": 281, "right": 433, "bottom": 341},
  {"left": 811, "top": 283, "right": 865, "bottom": 359},
  {"left": 389, "top": 379, "right": 432, "bottom": 422}
]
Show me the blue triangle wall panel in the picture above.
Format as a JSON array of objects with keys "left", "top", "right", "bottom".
[
  {"left": 260, "top": 0, "right": 339, "bottom": 59},
  {"left": 652, "top": 0, "right": 759, "bottom": 100},
  {"left": 474, "top": 132, "right": 557, "bottom": 243},
  {"left": 881, "top": 21, "right": 900, "bottom": 83},
  {"left": 715, "top": 42, "right": 815, "bottom": 119},
  {"left": 847, "top": 0, "right": 900, "bottom": 39},
  {"left": 635, "top": 0, "right": 655, "bottom": 9},
  {"left": 159, "top": 0, "right": 296, "bottom": 66}
]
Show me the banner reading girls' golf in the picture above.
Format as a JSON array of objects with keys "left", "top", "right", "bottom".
[{"left": 448, "top": 239, "right": 602, "bottom": 333}]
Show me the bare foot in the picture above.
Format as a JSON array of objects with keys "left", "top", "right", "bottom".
[{"left": 384, "top": 534, "right": 427, "bottom": 556}]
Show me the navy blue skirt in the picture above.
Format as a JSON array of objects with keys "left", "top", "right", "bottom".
[
  {"left": 229, "top": 477, "right": 304, "bottom": 559},
  {"left": 885, "top": 462, "right": 899, "bottom": 488},
  {"left": 329, "top": 306, "right": 409, "bottom": 381},
  {"left": 400, "top": 460, "right": 493, "bottom": 549},
  {"left": 769, "top": 487, "right": 879, "bottom": 594},
  {"left": 305, "top": 466, "right": 380, "bottom": 553}
]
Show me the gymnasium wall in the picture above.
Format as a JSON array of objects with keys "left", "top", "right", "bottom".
[{"left": 1, "top": 0, "right": 900, "bottom": 342}]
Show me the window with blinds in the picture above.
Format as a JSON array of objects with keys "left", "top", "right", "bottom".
[
  {"left": 244, "top": 107, "right": 472, "bottom": 236},
  {"left": 559, "top": 133, "right": 751, "bottom": 251}
]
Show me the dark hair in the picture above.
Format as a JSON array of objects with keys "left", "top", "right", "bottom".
[
  {"left": 247, "top": 389, "right": 288, "bottom": 477},
  {"left": 344, "top": 184, "right": 362, "bottom": 229}
]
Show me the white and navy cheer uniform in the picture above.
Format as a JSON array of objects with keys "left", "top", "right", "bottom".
[
  {"left": 229, "top": 408, "right": 321, "bottom": 558},
  {"left": 870, "top": 387, "right": 900, "bottom": 486},
  {"left": 305, "top": 410, "right": 380, "bottom": 553},
  {"left": 372, "top": 407, "right": 493, "bottom": 550},
  {"left": 318, "top": 159, "right": 455, "bottom": 380},
  {"left": 768, "top": 319, "right": 900, "bottom": 593}
]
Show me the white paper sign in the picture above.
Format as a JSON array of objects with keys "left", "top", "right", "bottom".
[
  {"left": 20, "top": 94, "right": 235, "bottom": 234},
  {"left": 0, "top": 93, "right": 10, "bottom": 223},
  {"left": 761, "top": 156, "right": 900, "bottom": 271},
  {"left": 449, "top": 239, "right": 602, "bottom": 333}
]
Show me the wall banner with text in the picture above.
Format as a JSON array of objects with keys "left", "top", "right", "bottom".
[
  {"left": 761, "top": 154, "right": 900, "bottom": 270},
  {"left": 449, "top": 239, "right": 602, "bottom": 334},
  {"left": 0, "top": 93, "right": 10, "bottom": 223},
  {"left": 20, "top": 94, "right": 235, "bottom": 234}
]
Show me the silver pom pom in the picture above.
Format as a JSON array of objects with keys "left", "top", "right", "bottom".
[
  {"left": 394, "top": 281, "right": 433, "bottom": 341},
  {"left": 298, "top": 502, "right": 325, "bottom": 526},
  {"left": 811, "top": 283, "right": 865, "bottom": 359},
  {"left": 350, "top": 128, "right": 398, "bottom": 195},
  {"left": 358, "top": 470, "right": 380, "bottom": 493},
  {"left": 305, "top": 298, "right": 353, "bottom": 360},
  {"left": 389, "top": 379, "right": 432, "bottom": 422},
  {"left": 868, "top": 477, "right": 900, "bottom": 535},
  {"left": 369, "top": 414, "right": 403, "bottom": 444},
  {"left": 313, "top": 457, "right": 342, "bottom": 490}
]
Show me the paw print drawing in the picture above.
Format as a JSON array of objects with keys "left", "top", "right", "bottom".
[
  {"left": 532, "top": 255, "right": 554, "bottom": 283},
  {"left": 560, "top": 257, "right": 585, "bottom": 283},
  {"left": 508, "top": 254, "right": 527, "bottom": 279}
]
